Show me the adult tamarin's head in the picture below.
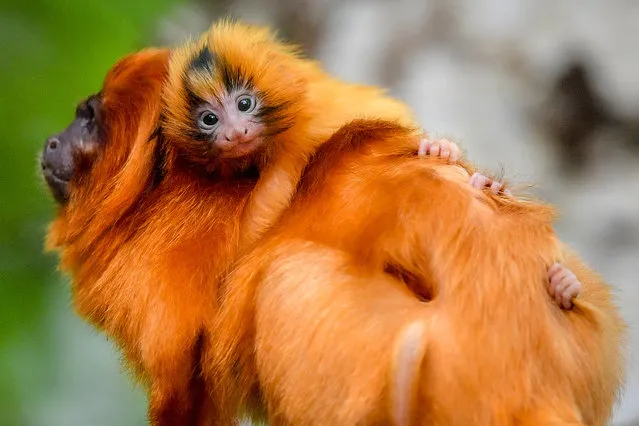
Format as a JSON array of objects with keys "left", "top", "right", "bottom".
[
  {"left": 41, "top": 49, "right": 169, "bottom": 249},
  {"left": 161, "top": 19, "right": 308, "bottom": 173}
]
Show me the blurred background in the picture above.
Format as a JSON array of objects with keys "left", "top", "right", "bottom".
[{"left": 1, "top": 0, "right": 638, "bottom": 424}]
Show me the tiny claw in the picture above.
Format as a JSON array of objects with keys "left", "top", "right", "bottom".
[
  {"left": 418, "top": 137, "right": 430, "bottom": 156},
  {"left": 469, "top": 172, "right": 510, "bottom": 196},
  {"left": 430, "top": 142, "right": 441, "bottom": 157},
  {"left": 490, "top": 180, "right": 503, "bottom": 193},
  {"left": 469, "top": 172, "right": 489, "bottom": 189},
  {"left": 437, "top": 139, "right": 460, "bottom": 164}
]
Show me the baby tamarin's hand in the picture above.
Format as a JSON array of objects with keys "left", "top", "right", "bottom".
[
  {"left": 467, "top": 173, "right": 582, "bottom": 310},
  {"left": 468, "top": 172, "right": 512, "bottom": 196},
  {"left": 547, "top": 263, "right": 582, "bottom": 310},
  {"left": 418, "top": 137, "right": 460, "bottom": 163}
]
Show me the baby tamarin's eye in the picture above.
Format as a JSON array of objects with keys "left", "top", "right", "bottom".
[
  {"left": 237, "top": 95, "right": 256, "bottom": 113},
  {"left": 198, "top": 111, "right": 219, "bottom": 132}
]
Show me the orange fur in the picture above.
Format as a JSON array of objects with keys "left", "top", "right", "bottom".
[
  {"left": 162, "top": 19, "right": 422, "bottom": 246},
  {"left": 45, "top": 49, "right": 254, "bottom": 425},
  {"left": 210, "top": 120, "right": 626, "bottom": 425},
  {"left": 44, "top": 23, "right": 625, "bottom": 426}
]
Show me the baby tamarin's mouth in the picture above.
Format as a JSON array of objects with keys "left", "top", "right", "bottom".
[{"left": 218, "top": 137, "right": 263, "bottom": 158}]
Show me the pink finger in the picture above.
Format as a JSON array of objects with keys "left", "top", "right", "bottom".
[
  {"left": 552, "top": 269, "right": 570, "bottom": 286},
  {"left": 551, "top": 279, "right": 569, "bottom": 303},
  {"left": 548, "top": 263, "right": 563, "bottom": 278},
  {"left": 430, "top": 143, "right": 441, "bottom": 157},
  {"left": 549, "top": 265, "right": 567, "bottom": 283},
  {"left": 562, "top": 297, "right": 573, "bottom": 310},
  {"left": 418, "top": 139, "right": 430, "bottom": 156},
  {"left": 470, "top": 173, "right": 489, "bottom": 189},
  {"left": 563, "top": 285, "right": 578, "bottom": 302}
]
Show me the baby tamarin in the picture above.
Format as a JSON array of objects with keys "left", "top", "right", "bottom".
[{"left": 162, "top": 19, "right": 582, "bottom": 308}]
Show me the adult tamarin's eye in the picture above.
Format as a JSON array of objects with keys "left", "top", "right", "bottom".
[
  {"left": 237, "top": 95, "right": 255, "bottom": 113},
  {"left": 198, "top": 111, "right": 219, "bottom": 131}
]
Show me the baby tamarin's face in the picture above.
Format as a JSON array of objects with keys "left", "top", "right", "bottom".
[
  {"left": 161, "top": 22, "right": 307, "bottom": 172},
  {"left": 193, "top": 87, "right": 265, "bottom": 159}
]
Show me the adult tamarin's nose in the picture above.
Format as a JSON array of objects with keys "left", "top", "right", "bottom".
[{"left": 42, "top": 137, "right": 61, "bottom": 169}]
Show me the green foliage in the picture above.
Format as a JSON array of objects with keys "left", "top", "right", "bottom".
[{"left": 0, "top": 0, "right": 180, "bottom": 423}]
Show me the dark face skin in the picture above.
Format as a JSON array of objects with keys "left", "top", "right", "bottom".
[{"left": 41, "top": 95, "right": 100, "bottom": 203}]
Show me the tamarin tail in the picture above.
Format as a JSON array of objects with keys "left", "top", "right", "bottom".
[{"left": 390, "top": 320, "right": 430, "bottom": 426}]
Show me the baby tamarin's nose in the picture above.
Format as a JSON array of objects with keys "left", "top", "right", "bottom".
[{"left": 224, "top": 127, "right": 250, "bottom": 142}]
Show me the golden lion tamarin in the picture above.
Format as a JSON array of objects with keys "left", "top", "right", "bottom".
[
  {"left": 209, "top": 120, "right": 626, "bottom": 425},
  {"left": 41, "top": 21, "right": 609, "bottom": 426}
]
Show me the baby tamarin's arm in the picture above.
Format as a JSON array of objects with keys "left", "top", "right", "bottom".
[{"left": 465, "top": 169, "right": 583, "bottom": 309}]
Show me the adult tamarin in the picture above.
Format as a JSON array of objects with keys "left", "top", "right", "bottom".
[
  {"left": 42, "top": 49, "right": 239, "bottom": 425},
  {"left": 210, "top": 120, "right": 626, "bottom": 425}
]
